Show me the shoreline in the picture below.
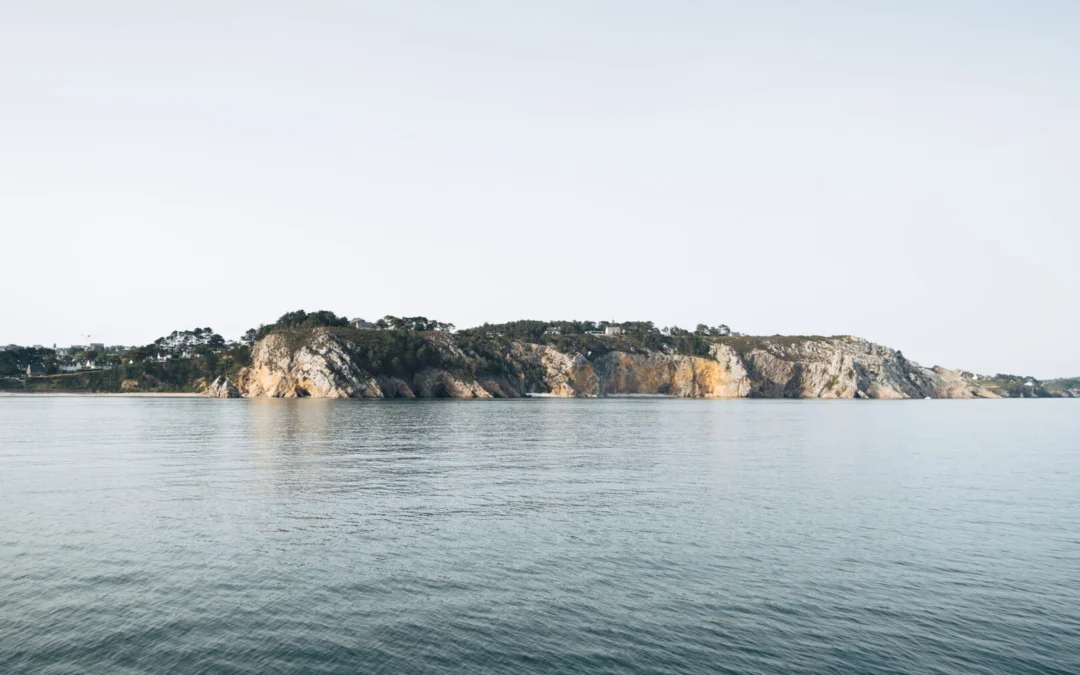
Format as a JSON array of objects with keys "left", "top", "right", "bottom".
[
  {"left": 0, "top": 392, "right": 203, "bottom": 397},
  {"left": 0, "top": 391, "right": 1066, "bottom": 400}
]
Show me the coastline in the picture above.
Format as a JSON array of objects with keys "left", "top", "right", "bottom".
[{"left": 0, "top": 392, "right": 203, "bottom": 397}]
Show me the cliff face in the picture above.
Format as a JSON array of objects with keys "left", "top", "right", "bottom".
[
  {"left": 738, "top": 337, "right": 997, "bottom": 399},
  {"left": 232, "top": 329, "right": 998, "bottom": 400},
  {"left": 233, "top": 331, "right": 494, "bottom": 399},
  {"left": 589, "top": 345, "right": 750, "bottom": 398}
]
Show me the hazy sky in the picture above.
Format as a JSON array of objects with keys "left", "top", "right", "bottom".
[{"left": 2, "top": 1, "right": 1077, "bottom": 377}]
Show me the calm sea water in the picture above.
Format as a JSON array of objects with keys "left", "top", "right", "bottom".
[{"left": 1, "top": 397, "right": 1078, "bottom": 674}]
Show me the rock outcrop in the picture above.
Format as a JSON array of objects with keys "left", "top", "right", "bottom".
[
  {"left": 230, "top": 329, "right": 997, "bottom": 400},
  {"left": 235, "top": 331, "right": 379, "bottom": 398},
  {"left": 738, "top": 337, "right": 997, "bottom": 399},
  {"left": 589, "top": 344, "right": 750, "bottom": 398},
  {"left": 922, "top": 366, "right": 999, "bottom": 399},
  {"left": 205, "top": 376, "right": 241, "bottom": 398}
]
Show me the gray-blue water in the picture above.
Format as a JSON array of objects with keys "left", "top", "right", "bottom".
[{"left": 1, "top": 397, "right": 1078, "bottom": 674}]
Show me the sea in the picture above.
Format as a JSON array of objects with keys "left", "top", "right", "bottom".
[{"left": 1, "top": 397, "right": 1078, "bottom": 674}]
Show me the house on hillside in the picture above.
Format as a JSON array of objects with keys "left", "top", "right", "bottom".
[
  {"left": 350, "top": 319, "right": 378, "bottom": 330},
  {"left": 604, "top": 326, "right": 624, "bottom": 336},
  {"left": 543, "top": 326, "right": 560, "bottom": 336},
  {"left": 26, "top": 364, "right": 45, "bottom": 377}
]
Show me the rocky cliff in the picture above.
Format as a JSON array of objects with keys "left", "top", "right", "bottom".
[
  {"left": 205, "top": 376, "right": 241, "bottom": 398},
  {"left": 230, "top": 328, "right": 998, "bottom": 400}
]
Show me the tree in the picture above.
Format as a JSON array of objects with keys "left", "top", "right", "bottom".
[
  {"left": 150, "top": 328, "right": 226, "bottom": 355},
  {"left": 694, "top": 324, "right": 709, "bottom": 336},
  {"left": 123, "top": 346, "right": 157, "bottom": 363},
  {"left": 0, "top": 346, "right": 57, "bottom": 377},
  {"left": 379, "top": 316, "right": 450, "bottom": 332}
]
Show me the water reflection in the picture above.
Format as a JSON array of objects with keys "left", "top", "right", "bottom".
[{"left": 2, "top": 398, "right": 1078, "bottom": 675}]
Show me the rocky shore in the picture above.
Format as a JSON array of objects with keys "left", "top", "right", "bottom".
[{"left": 222, "top": 328, "right": 1004, "bottom": 400}]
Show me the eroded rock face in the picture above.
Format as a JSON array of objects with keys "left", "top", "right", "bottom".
[
  {"left": 507, "top": 343, "right": 595, "bottom": 397},
  {"left": 235, "top": 331, "right": 378, "bottom": 398},
  {"left": 413, "top": 369, "right": 493, "bottom": 398},
  {"left": 742, "top": 338, "right": 923, "bottom": 399},
  {"left": 734, "top": 337, "right": 1003, "bottom": 399},
  {"left": 232, "top": 330, "right": 992, "bottom": 400},
  {"left": 590, "top": 345, "right": 749, "bottom": 398},
  {"left": 233, "top": 331, "right": 504, "bottom": 399},
  {"left": 205, "top": 376, "right": 241, "bottom": 398},
  {"left": 921, "top": 366, "right": 1000, "bottom": 399}
]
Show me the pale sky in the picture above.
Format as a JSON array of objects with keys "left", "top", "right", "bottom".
[{"left": 2, "top": 1, "right": 1077, "bottom": 378}]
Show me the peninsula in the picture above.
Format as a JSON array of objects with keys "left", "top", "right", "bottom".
[{"left": 2, "top": 311, "right": 1076, "bottom": 399}]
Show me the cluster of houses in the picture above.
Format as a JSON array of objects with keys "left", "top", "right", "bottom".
[
  {"left": 540, "top": 325, "right": 734, "bottom": 337},
  {"left": 543, "top": 326, "right": 625, "bottom": 336},
  {"left": 22, "top": 342, "right": 140, "bottom": 377}
]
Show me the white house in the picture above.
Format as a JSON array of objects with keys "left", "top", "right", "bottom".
[
  {"left": 543, "top": 326, "right": 560, "bottom": 336},
  {"left": 604, "top": 326, "right": 623, "bottom": 336}
]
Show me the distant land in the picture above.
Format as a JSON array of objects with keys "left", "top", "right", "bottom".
[{"left": 2, "top": 310, "right": 1077, "bottom": 399}]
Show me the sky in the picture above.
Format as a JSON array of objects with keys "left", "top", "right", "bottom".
[{"left": 1, "top": 1, "right": 1077, "bottom": 378}]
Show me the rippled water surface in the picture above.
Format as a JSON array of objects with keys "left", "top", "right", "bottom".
[{"left": 2, "top": 397, "right": 1079, "bottom": 674}]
